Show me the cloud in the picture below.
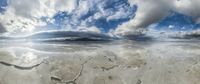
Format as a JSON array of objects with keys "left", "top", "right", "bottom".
[
  {"left": 0, "top": 23, "right": 6, "bottom": 33},
  {"left": 0, "top": 0, "right": 135, "bottom": 35},
  {"left": 49, "top": 0, "right": 136, "bottom": 33},
  {"left": 173, "top": 0, "right": 200, "bottom": 23},
  {"left": 2, "top": 0, "right": 200, "bottom": 37},
  {"left": 0, "top": 0, "right": 78, "bottom": 33},
  {"left": 115, "top": 0, "right": 200, "bottom": 36}
]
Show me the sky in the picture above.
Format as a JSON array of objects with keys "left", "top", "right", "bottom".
[{"left": 0, "top": 0, "right": 200, "bottom": 36}]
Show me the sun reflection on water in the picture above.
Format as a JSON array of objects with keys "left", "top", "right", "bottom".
[{"left": 20, "top": 52, "right": 38, "bottom": 63}]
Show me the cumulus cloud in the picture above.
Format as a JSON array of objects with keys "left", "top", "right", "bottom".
[
  {"left": 0, "top": 0, "right": 134, "bottom": 35},
  {"left": 0, "top": 0, "right": 78, "bottom": 33},
  {"left": 174, "top": 0, "right": 200, "bottom": 23},
  {"left": 115, "top": 0, "right": 200, "bottom": 36},
  {"left": 1, "top": 0, "right": 200, "bottom": 36},
  {"left": 48, "top": 0, "right": 135, "bottom": 33}
]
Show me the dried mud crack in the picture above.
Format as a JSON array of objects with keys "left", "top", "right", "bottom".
[
  {"left": 50, "top": 58, "right": 93, "bottom": 84},
  {"left": 0, "top": 61, "right": 44, "bottom": 70},
  {"left": 101, "top": 65, "right": 119, "bottom": 71}
]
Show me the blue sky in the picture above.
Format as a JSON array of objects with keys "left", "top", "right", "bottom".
[
  {"left": 155, "top": 11, "right": 200, "bottom": 31},
  {"left": 50, "top": 0, "right": 137, "bottom": 32},
  {"left": 0, "top": 0, "right": 6, "bottom": 13},
  {"left": 0, "top": 0, "right": 200, "bottom": 34}
]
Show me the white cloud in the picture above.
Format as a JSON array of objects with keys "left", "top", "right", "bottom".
[
  {"left": 55, "top": 0, "right": 77, "bottom": 12},
  {"left": 0, "top": 0, "right": 78, "bottom": 33},
  {"left": 115, "top": 0, "right": 200, "bottom": 36},
  {"left": 174, "top": 0, "right": 200, "bottom": 22},
  {"left": 4, "top": 0, "right": 199, "bottom": 36},
  {"left": 50, "top": 0, "right": 135, "bottom": 33},
  {"left": 107, "top": 7, "right": 133, "bottom": 21},
  {"left": 1, "top": 0, "right": 134, "bottom": 34},
  {"left": 115, "top": 0, "right": 171, "bottom": 35}
]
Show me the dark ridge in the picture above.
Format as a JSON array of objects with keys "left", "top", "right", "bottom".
[
  {"left": 0, "top": 31, "right": 115, "bottom": 42},
  {"left": 34, "top": 37, "right": 114, "bottom": 44},
  {"left": 184, "top": 34, "right": 200, "bottom": 39},
  {"left": 40, "top": 38, "right": 112, "bottom": 42},
  {"left": 170, "top": 33, "right": 200, "bottom": 40},
  {"left": 124, "top": 34, "right": 154, "bottom": 41},
  {"left": 0, "top": 36, "right": 12, "bottom": 40},
  {"left": 25, "top": 31, "right": 112, "bottom": 39}
]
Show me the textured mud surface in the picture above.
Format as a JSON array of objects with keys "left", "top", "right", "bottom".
[{"left": 0, "top": 41, "right": 200, "bottom": 84}]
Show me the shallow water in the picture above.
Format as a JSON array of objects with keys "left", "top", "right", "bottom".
[{"left": 0, "top": 40, "right": 200, "bottom": 84}]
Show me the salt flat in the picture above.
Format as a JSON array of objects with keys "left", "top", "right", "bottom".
[{"left": 0, "top": 40, "right": 200, "bottom": 84}]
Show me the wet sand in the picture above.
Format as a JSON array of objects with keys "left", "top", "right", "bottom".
[{"left": 0, "top": 41, "right": 200, "bottom": 84}]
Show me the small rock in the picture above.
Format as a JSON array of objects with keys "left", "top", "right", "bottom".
[{"left": 136, "top": 79, "right": 142, "bottom": 84}]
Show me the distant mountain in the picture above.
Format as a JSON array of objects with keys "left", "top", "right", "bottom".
[{"left": 0, "top": 31, "right": 114, "bottom": 42}]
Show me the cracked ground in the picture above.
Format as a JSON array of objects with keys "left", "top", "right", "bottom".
[{"left": 0, "top": 41, "right": 200, "bottom": 84}]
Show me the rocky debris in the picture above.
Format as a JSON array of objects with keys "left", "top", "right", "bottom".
[
  {"left": 136, "top": 79, "right": 142, "bottom": 84},
  {"left": 51, "top": 76, "right": 76, "bottom": 84}
]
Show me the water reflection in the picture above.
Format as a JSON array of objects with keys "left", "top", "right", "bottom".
[{"left": 21, "top": 52, "right": 38, "bottom": 64}]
